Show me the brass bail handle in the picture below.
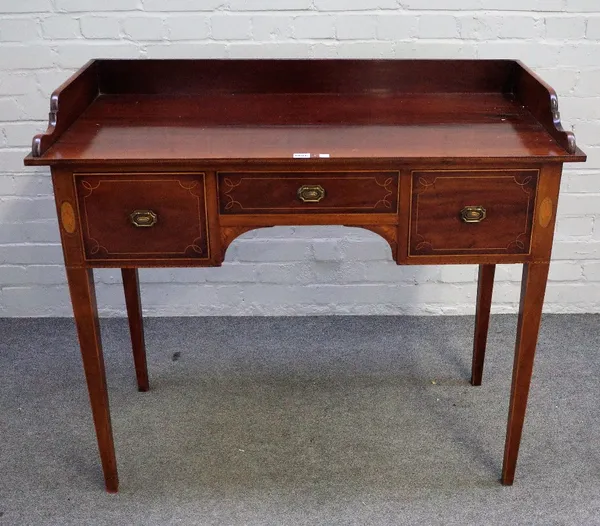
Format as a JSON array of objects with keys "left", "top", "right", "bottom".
[
  {"left": 130, "top": 210, "right": 158, "bottom": 227},
  {"left": 297, "top": 185, "right": 325, "bottom": 203},
  {"left": 461, "top": 206, "right": 486, "bottom": 223}
]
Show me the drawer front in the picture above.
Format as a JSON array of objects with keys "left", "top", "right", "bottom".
[
  {"left": 75, "top": 173, "right": 209, "bottom": 261},
  {"left": 409, "top": 170, "right": 538, "bottom": 256},
  {"left": 218, "top": 171, "right": 399, "bottom": 214}
]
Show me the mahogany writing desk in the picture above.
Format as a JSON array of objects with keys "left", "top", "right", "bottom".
[{"left": 25, "top": 59, "right": 586, "bottom": 492}]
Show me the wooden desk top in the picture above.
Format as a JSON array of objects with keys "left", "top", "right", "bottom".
[{"left": 25, "top": 59, "right": 586, "bottom": 166}]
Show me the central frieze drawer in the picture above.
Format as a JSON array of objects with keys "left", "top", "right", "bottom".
[{"left": 218, "top": 171, "right": 399, "bottom": 214}]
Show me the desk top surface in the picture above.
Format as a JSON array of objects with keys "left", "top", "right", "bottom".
[{"left": 26, "top": 59, "right": 586, "bottom": 165}]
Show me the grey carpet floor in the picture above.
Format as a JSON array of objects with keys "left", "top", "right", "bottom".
[{"left": 1, "top": 315, "right": 599, "bottom": 526}]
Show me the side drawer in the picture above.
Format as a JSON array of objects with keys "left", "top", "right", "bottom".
[
  {"left": 409, "top": 170, "right": 538, "bottom": 256},
  {"left": 218, "top": 171, "right": 399, "bottom": 214},
  {"left": 75, "top": 172, "right": 209, "bottom": 261}
]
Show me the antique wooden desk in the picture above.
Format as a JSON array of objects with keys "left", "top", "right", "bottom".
[{"left": 25, "top": 59, "right": 586, "bottom": 492}]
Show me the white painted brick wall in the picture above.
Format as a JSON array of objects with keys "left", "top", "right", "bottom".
[{"left": 1, "top": 1, "right": 599, "bottom": 317}]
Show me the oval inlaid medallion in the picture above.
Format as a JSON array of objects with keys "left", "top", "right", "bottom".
[
  {"left": 538, "top": 197, "right": 553, "bottom": 228},
  {"left": 60, "top": 201, "right": 77, "bottom": 234}
]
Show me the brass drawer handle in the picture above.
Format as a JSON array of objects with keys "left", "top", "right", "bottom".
[
  {"left": 130, "top": 210, "right": 158, "bottom": 227},
  {"left": 297, "top": 185, "right": 325, "bottom": 203},
  {"left": 461, "top": 206, "right": 486, "bottom": 223}
]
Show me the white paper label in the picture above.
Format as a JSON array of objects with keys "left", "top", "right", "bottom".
[
  {"left": 293, "top": 152, "right": 311, "bottom": 159},
  {"left": 318, "top": 153, "right": 330, "bottom": 158}
]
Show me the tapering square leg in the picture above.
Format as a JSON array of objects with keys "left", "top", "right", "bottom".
[
  {"left": 501, "top": 262, "right": 550, "bottom": 485},
  {"left": 65, "top": 267, "right": 119, "bottom": 493},
  {"left": 121, "top": 268, "right": 149, "bottom": 392},
  {"left": 471, "top": 264, "right": 496, "bottom": 386}
]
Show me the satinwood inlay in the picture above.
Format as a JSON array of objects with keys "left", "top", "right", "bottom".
[
  {"left": 539, "top": 197, "right": 553, "bottom": 228},
  {"left": 60, "top": 201, "right": 77, "bottom": 234}
]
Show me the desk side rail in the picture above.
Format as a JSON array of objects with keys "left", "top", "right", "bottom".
[
  {"left": 30, "top": 59, "right": 100, "bottom": 159},
  {"left": 513, "top": 61, "right": 580, "bottom": 156}
]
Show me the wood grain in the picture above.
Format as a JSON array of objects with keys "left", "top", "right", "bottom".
[
  {"left": 471, "top": 264, "right": 496, "bottom": 386},
  {"left": 410, "top": 170, "right": 538, "bottom": 256},
  {"left": 32, "top": 60, "right": 98, "bottom": 157},
  {"left": 121, "top": 268, "right": 149, "bottom": 392},
  {"left": 24, "top": 59, "right": 587, "bottom": 166},
  {"left": 75, "top": 172, "right": 209, "bottom": 262},
  {"left": 514, "top": 61, "right": 578, "bottom": 155},
  {"left": 24, "top": 59, "right": 587, "bottom": 491},
  {"left": 24, "top": 94, "right": 579, "bottom": 164},
  {"left": 51, "top": 167, "right": 84, "bottom": 267},
  {"left": 502, "top": 262, "right": 551, "bottom": 485},
  {"left": 65, "top": 267, "right": 118, "bottom": 492},
  {"left": 530, "top": 164, "right": 564, "bottom": 262},
  {"left": 97, "top": 58, "right": 516, "bottom": 95},
  {"left": 218, "top": 171, "right": 398, "bottom": 214}
]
